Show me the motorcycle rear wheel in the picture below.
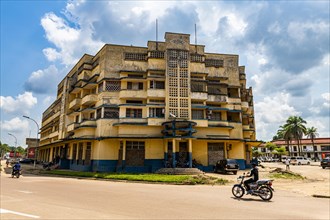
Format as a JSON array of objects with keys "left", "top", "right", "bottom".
[
  {"left": 232, "top": 185, "right": 244, "bottom": 198},
  {"left": 259, "top": 186, "right": 273, "bottom": 201}
]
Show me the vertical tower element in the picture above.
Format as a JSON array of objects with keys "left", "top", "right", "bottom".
[
  {"left": 195, "top": 23, "right": 197, "bottom": 53},
  {"left": 156, "top": 19, "right": 158, "bottom": 50},
  {"left": 164, "top": 33, "right": 191, "bottom": 120}
]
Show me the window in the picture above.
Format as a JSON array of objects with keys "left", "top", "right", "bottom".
[
  {"left": 192, "top": 110, "right": 204, "bottom": 119},
  {"left": 126, "top": 141, "right": 145, "bottom": 150},
  {"left": 85, "top": 142, "right": 91, "bottom": 166},
  {"left": 127, "top": 82, "right": 143, "bottom": 90},
  {"left": 150, "top": 81, "right": 165, "bottom": 89},
  {"left": 104, "top": 108, "right": 119, "bottom": 119},
  {"left": 75, "top": 115, "right": 80, "bottom": 123},
  {"left": 321, "top": 146, "right": 330, "bottom": 151},
  {"left": 149, "top": 108, "right": 164, "bottom": 118},
  {"left": 105, "top": 81, "right": 121, "bottom": 91},
  {"left": 150, "top": 51, "right": 165, "bottom": 58},
  {"left": 98, "top": 82, "right": 103, "bottom": 93},
  {"left": 72, "top": 144, "right": 77, "bottom": 164},
  {"left": 191, "top": 82, "right": 206, "bottom": 92},
  {"left": 191, "top": 54, "right": 203, "bottom": 62},
  {"left": 90, "top": 112, "right": 95, "bottom": 119},
  {"left": 78, "top": 143, "right": 83, "bottom": 165},
  {"left": 96, "top": 108, "right": 102, "bottom": 119},
  {"left": 209, "top": 112, "right": 221, "bottom": 121},
  {"left": 124, "top": 53, "right": 147, "bottom": 61},
  {"left": 126, "top": 109, "right": 142, "bottom": 118},
  {"left": 205, "top": 59, "right": 224, "bottom": 68}
]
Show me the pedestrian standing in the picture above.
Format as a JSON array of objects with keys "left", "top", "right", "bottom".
[{"left": 285, "top": 158, "right": 290, "bottom": 171}]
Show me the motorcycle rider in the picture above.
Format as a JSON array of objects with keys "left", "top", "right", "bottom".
[
  {"left": 244, "top": 162, "right": 259, "bottom": 194},
  {"left": 12, "top": 161, "right": 21, "bottom": 175}
]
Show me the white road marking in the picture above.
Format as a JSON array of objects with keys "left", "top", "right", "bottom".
[{"left": 0, "top": 208, "right": 40, "bottom": 219}]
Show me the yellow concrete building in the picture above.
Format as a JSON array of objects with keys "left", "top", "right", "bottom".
[{"left": 38, "top": 32, "right": 259, "bottom": 172}]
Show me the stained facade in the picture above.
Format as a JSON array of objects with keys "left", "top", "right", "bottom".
[{"left": 38, "top": 32, "right": 259, "bottom": 172}]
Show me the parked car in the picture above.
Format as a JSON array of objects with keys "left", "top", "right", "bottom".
[
  {"left": 214, "top": 159, "right": 239, "bottom": 175},
  {"left": 290, "top": 156, "right": 310, "bottom": 165},
  {"left": 19, "top": 158, "right": 34, "bottom": 164},
  {"left": 320, "top": 157, "right": 330, "bottom": 169}
]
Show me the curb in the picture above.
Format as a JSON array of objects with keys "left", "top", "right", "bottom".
[{"left": 312, "top": 194, "right": 330, "bottom": 199}]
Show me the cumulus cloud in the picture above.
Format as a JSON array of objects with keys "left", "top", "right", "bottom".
[
  {"left": 24, "top": 65, "right": 60, "bottom": 94},
  {"left": 41, "top": 12, "right": 104, "bottom": 65},
  {"left": 0, "top": 117, "right": 29, "bottom": 133},
  {"left": 0, "top": 92, "right": 37, "bottom": 114}
]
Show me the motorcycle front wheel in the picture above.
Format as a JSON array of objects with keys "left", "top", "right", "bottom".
[
  {"left": 259, "top": 186, "right": 273, "bottom": 201},
  {"left": 232, "top": 185, "right": 244, "bottom": 198}
]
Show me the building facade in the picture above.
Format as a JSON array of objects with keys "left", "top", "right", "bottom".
[
  {"left": 38, "top": 32, "right": 259, "bottom": 172},
  {"left": 264, "top": 138, "right": 330, "bottom": 160}
]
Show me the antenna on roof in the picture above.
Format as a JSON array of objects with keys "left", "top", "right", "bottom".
[
  {"left": 194, "top": 23, "right": 197, "bottom": 54},
  {"left": 156, "top": 19, "right": 158, "bottom": 51}
]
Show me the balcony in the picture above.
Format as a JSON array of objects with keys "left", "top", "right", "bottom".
[
  {"left": 69, "top": 98, "right": 81, "bottom": 110},
  {"left": 241, "top": 101, "right": 249, "bottom": 111},
  {"left": 148, "top": 118, "right": 166, "bottom": 126},
  {"left": 227, "top": 97, "right": 241, "bottom": 103},
  {"left": 208, "top": 121, "right": 229, "bottom": 127},
  {"left": 81, "top": 94, "right": 97, "bottom": 106},
  {"left": 80, "top": 120, "right": 96, "bottom": 127},
  {"left": 191, "top": 119, "right": 208, "bottom": 127},
  {"left": 147, "top": 89, "right": 165, "bottom": 98},
  {"left": 191, "top": 92, "right": 208, "bottom": 100},
  {"left": 119, "top": 90, "right": 147, "bottom": 99},
  {"left": 49, "top": 131, "right": 59, "bottom": 138},
  {"left": 115, "top": 118, "right": 148, "bottom": 125},
  {"left": 208, "top": 95, "right": 227, "bottom": 103},
  {"left": 67, "top": 123, "right": 80, "bottom": 132}
]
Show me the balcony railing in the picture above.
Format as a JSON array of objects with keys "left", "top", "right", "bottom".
[
  {"left": 119, "top": 90, "right": 147, "bottom": 99},
  {"left": 147, "top": 89, "right": 165, "bottom": 98},
  {"left": 80, "top": 120, "right": 96, "bottom": 127},
  {"left": 191, "top": 92, "right": 208, "bottom": 100},
  {"left": 81, "top": 94, "right": 97, "bottom": 106},
  {"left": 69, "top": 98, "right": 81, "bottom": 110},
  {"left": 67, "top": 123, "right": 80, "bottom": 132},
  {"left": 208, "top": 95, "right": 227, "bottom": 103}
]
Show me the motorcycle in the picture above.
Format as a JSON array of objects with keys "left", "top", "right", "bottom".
[
  {"left": 232, "top": 173, "right": 274, "bottom": 201},
  {"left": 11, "top": 169, "right": 22, "bottom": 178}
]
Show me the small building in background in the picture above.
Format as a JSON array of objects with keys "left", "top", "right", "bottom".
[{"left": 26, "top": 138, "right": 39, "bottom": 159}]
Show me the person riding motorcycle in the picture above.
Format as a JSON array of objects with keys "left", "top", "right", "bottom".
[
  {"left": 244, "top": 162, "right": 259, "bottom": 194},
  {"left": 12, "top": 161, "right": 21, "bottom": 175}
]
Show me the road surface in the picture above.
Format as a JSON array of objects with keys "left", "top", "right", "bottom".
[{"left": 0, "top": 172, "right": 329, "bottom": 219}]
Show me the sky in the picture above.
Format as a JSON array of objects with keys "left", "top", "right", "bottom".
[{"left": 1, "top": 0, "right": 329, "bottom": 148}]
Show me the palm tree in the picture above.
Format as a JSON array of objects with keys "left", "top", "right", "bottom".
[
  {"left": 306, "top": 127, "right": 319, "bottom": 161},
  {"left": 282, "top": 116, "right": 307, "bottom": 156},
  {"left": 275, "top": 126, "right": 293, "bottom": 156}
]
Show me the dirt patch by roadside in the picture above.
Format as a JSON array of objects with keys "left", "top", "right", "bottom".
[{"left": 206, "top": 162, "right": 330, "bottom": 198}]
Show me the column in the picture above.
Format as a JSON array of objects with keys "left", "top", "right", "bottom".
[
  {"left": 164, "top": 140, "right": 168, "bottom": 167},
  {"left": 188, "top": 139, "right": 192, "bottom": 168},
  {"left": 172, "top": 139, "right": 176, "bottom": 168},
  {"left": 122, "top": 141, "right": 126, "bottom": 169}
]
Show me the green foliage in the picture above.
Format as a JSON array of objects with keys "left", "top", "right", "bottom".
[
  {"left": 272, "top": 147, "right": 287, "bottom": 155},
  {"left": 269, "top": 172, "right": 305, "bottom": 180},
  {"left": 264, "top": 142, "right": 277, "bottom": 151},
  {"left": 44, "top": 170, "right": 228, "bottom": 185},
  {"left": 252, "top": 147, "right": 263, "bottom": 157}
]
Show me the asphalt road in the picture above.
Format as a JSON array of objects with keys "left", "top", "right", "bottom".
[{"left": 0, "top": 172, "right": 329, "bottom": 220}]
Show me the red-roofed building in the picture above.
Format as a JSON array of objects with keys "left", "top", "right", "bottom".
[{"left": 260, "top": 138, "right": 330, "bottom": 160}]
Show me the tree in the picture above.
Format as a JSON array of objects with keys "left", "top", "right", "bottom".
[
  {"left": 306, "top": 127, "right": 319, "bottom": 161},
  {"left": 252, "top": 147, "right": 263, "bottom": 158},
  {"left": 282, "top": 116, "right": 307, "bottom": 156},
  {"left": 0, "top": 142, "right": 11, "bottom": 158},
  {"left": 273, "top": 147, "right": 288, "bottom": 161}
]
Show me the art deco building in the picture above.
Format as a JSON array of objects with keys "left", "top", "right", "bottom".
[{"left": 38, "top": 32, "right": 259, "bottom": 172}]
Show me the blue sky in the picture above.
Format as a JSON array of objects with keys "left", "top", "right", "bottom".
[{"left": 1, "top": 0, "right": 329, "bottom": 148}]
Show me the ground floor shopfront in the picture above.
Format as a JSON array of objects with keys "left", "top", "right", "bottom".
[{"left": 38, "top": 138, "right": 257, "bottom": 173}]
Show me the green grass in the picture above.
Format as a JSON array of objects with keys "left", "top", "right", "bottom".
[
  {"left": 269, "top": 172, "right": 305, "bottom": 180},
  {"left": 42, "top": 170, "right": 228, "bottom": 185}
]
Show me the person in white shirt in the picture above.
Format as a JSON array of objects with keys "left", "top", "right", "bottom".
[{"left": 285, "top": 158, "right": 290, "bottom": 171}]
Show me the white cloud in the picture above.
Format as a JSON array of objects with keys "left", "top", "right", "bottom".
[
  {"left": 0, "top": 92, "right": 37, "bottom": 114},
  {"left": 0, "top": 117, "right": 29, "bottom": 133},
  {"left": 41, "top": 12, "right": 103, "bottom": 65},
  {"left": 24, "top": 65, "right": 60, "bottom": 94},
  {"left": 254, "top": 93, "right": 300, "bottom": 140}
]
